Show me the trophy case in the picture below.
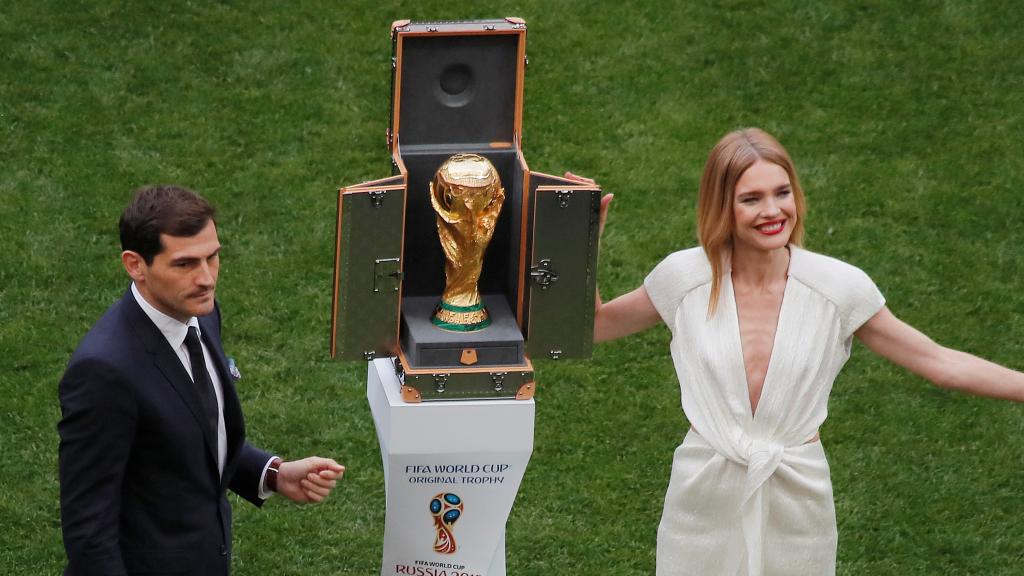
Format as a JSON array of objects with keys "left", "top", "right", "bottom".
[{"left": 331, "top": 18, "right": 602, "bottom": 401}]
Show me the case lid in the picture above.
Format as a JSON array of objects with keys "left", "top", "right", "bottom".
[
  {"left": 523, "top": 174, "right": 602, "bottom": 360},
  {"left": 331, "top": 177, "right": 407, "bottom": 361},
  {"left": 391, "top": 19, "right": 526, "bottom": 149}
]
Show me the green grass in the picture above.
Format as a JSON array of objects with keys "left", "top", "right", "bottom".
[{"left": 3, "top": 0, "right": 1023, "bottom": 574}]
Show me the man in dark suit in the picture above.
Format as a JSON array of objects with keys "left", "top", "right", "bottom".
[{"left": 58, "top": 185, "right": 345, "bottom": 575}]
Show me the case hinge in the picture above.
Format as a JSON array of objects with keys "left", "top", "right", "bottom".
[
  {"left": 529, "top": 258, "right": 558, "bottom": 290},
  {"left": 373, "top": 258, "right": 402, "bottom": 293},
  {"left": 433, "top": 373, "right": 450, "bottom": 393},
  {"left": 549, "top": 349, "right": 562, "bottom": 360}
]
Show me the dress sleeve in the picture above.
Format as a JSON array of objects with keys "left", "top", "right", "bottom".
[
  {"left": 643, "top": 252, "right": 684, "bottom": 327},
  {"left": 643, "top": 248, "right": 713, "bottom": 332},
  {"left": 841, "top": 266, "right": 886, "bottom": 340}
]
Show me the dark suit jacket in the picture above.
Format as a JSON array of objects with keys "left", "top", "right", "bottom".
[{"left": 58, "top": 289, "right": 271, "bottom": 576}]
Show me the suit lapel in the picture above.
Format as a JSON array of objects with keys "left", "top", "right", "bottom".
[{"left": 122, "top": 290, "right": 220, "bottom": 470}]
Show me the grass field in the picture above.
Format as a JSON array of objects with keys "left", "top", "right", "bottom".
[{"left": 2, "top": 1, "right": 1023, "bottom": 574}]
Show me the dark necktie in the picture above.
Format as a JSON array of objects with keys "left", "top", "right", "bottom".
[{"left": 184, "top": 326, "right": 219, "bottom": 441}]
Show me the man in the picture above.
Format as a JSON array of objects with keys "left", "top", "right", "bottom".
[{"left": 58, "top": 185, "right": 345, "bottom": 575}]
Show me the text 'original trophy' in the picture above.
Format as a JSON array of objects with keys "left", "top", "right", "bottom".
[{"left": 330, "top": 17, "right": 602, "bottom": 576}]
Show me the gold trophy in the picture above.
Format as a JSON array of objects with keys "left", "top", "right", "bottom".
[{"left": 429, "top": 153, "right": 505, "bottom": 331}]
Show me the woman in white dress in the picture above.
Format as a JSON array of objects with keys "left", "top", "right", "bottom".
[{"left": 588, "top": 128, "right": 1024, "bottom": 576}]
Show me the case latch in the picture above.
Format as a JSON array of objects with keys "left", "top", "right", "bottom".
[
  {"left": 392, "top": 356, "right": 405, "bottom": 381},
  {"left": 491, "top": 372, "right": 507, "bottom": 391},
  {"left": 556, "top": 190, "right": 572, "bottom": 208},
  {"left": 529, "top": 258, "right": 559, "bottom": 289},
  {"left": 368, "top": 190, "right": 387, "bottom": 207},
  {"left": 433, "top": 373, "right": 450, "bottom": 393},
  {"left": 373, "top": 258, "right": 402, "bottom": 293}
]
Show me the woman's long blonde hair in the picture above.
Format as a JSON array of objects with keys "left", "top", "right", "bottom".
[{"left": 697, "top": 128, "right": 806, "bottom": 315}]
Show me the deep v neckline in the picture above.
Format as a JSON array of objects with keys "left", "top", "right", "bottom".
[{"left": 726, "top": 248, "right": 794, "bottom": 421}]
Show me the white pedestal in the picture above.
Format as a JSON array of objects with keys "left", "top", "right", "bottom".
[{"left": 367, "top": 359, "right": 535, "bottom": 576}]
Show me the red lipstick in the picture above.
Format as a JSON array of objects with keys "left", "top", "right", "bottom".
[{"left": 755, "top": 219, "right": 786, "bottom": 236}]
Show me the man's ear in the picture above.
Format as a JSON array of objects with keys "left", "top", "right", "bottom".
[{"left": 122, "top": 251, "right": 147, "bottom": 283}]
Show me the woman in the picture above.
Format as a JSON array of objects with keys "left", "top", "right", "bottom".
[{"left": 590, "top": 128, "right": 1024, "bottom": 576}]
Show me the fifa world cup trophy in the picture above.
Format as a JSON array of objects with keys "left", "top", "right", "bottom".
[{"left": 429, "top": 153, "right": 505, "bottom": 331}]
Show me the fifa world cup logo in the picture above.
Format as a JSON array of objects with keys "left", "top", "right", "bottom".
[
  {"left": 429, "top": 154, "right": 505, "bottom": 331},
  {"left": 429, "top": 492, "right": 464, "bottom": 554}
]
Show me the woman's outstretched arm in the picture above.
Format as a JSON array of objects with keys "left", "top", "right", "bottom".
[
  {"left": 595, "top": 285, "right": 662, "bottom": 343},
  {"left": 582, "top": 189, "right": 662, "bottom": 343},
  {"left": 856, "top": 307, "right": 1024, "bottom": 402}
]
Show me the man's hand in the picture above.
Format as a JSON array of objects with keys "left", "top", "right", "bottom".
[{"left": 276, "top": 457, "right": 345, "bottom": 504}]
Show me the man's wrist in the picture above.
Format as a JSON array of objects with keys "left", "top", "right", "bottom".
[{"left": 266, "top": 457, "right": 283, "bottom": 493}]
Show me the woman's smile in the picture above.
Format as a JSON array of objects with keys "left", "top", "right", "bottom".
[{"left": 755, "top": 219, "right": 786, "bottom": 235}]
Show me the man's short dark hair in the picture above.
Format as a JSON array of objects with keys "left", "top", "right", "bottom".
[{"left": 119, "top": 185, "right": 216, "bottom": 264}]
